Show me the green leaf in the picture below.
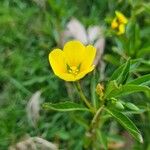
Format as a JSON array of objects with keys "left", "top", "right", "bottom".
[
  {"left": 110, "top": 59, "right": 141, "bottom": 81},
  {"left": 137, "top": 46, "right": 150, "bottom": 57},
  {"left": 10, "top": 77, "right": 31, "bottom": 95},
  {"left": 126, "top": 21, "right": 141, "bottom": 55},
  {"left": 97, "top": 130, "right": 107, "bottom": 150},
  {"left": 127, "top": 74, "right": 150, "bottom": 86},
  {"left": 71, "top": 114, "right": 89, "bottom": 129},
  {"left": 56, "top": 130, "right": 70, "bottom": 140},
  {"left": 117, "top": 58, "right": 130, "bottom": 85},
  {"left": 42, "top": 101, "right": 90, "bottom": 112},
  {"left": 105, "top": 108, "right": 143, "bottom": 143},
  {"left": 123, "top": 109, "right": 146, "bottom": 115},
  {"left": 115, "top": 101, "right": 124, "bottom": 110},
  {"left": 125, "top": 102, "right": 140, "bottom": 111},
  {"left": 91, "top": 70, "right": 99, "bottom": 108},
  {"left": 103, "top": 54, "right": 120, "bottom": 66},
  {"left": 105, "top": 80, "right": 119, "bottom": 98},
  {"left": 106, "top": 84, "right": 150, "bottom": 98}
]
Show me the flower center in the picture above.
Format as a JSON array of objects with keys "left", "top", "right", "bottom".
[{"left": 67, "top": 64, "right": 80, "bottom": 75}]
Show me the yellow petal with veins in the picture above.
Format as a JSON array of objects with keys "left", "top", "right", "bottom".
[
  {"left": 80, "top": 45, "right": 96, "bottom": 71},
  {"left": 63, "top": 40, "right": 86, "bottom": 66},
  {"left": 49, "top": 49, "right": 67, "bottom": 76}
]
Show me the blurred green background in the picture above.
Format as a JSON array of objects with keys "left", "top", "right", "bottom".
[{"left": 0, "top": 0, "right": 150, "bottom": 149}]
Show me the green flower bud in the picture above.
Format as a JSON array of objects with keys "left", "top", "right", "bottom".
[
  {"left": 115, "top": 101, "right": 124, "bottom": 110},
  {"left": 125, "top": 102, "right": 139, "bottom": 111}
]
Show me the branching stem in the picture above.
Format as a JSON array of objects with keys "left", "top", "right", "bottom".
[
  {"left": 91, "top": 105, "right": 104, "bottom": 128},
  {"left": 75, "top": 81, "right": 95, "bottom": 113}
]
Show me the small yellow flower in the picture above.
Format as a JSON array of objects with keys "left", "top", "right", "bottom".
[
  {"left": 115, "top": 11, "right": 128, "bottom": 24},
  {"left": 118, "top": 24, "right": 125, "bottom": 35},
  {"left": 49, "top": 40, "right": 96, "bottom": 81},
  {"left": 111, "top": 18, "right": 118, "bottom": 29},
  {"left": 111, "top": 11, "right": 128, "bottom": 35}
]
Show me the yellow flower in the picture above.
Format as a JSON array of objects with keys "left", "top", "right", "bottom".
[
  {"left": 111, "top": 18, "right": 118, "bottom": 29},
  {"left": 115, "top": 11, "right": 128, "bottom": 24},
  {"left": 111, "top": 11, "right": 128, "bottom": 35},
  {"left": 118, "top": 24, "right": 125, "bottom": 35},
  {"left": 49, "top": 40, "right": 96, "bottom": 81}
]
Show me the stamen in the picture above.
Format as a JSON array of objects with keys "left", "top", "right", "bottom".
[{"left": 67, "top": 65, "right": 80, "bottom": 75}]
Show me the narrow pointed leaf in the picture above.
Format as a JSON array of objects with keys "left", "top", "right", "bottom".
[
  {"left": 127, "top": 74, "right": 150, "bottom": 86},
  {"left": 42, "top": 101, "right": 90, "bottom": 112},
  {"left": 105, "top": 108, "right": 143, "bottom": 143},
  {"left": 107, "top": 84, "right": 150, "bottom": 98},
  {"left": 105, "top": 80, "right": 119, "bottom": 98},
  {"left": 117, "top": 58, "right": 130, "bottom": 85},
  {"left": 137, "top": 46, "right": 150, "bottom": 57},
  {"left": 125, "top": 102, "right": 140, "bottom": 111},
  {"left": 110, "top": 59, "right": 142, "bottom": 81}
]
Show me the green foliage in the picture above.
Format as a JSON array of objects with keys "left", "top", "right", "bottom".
[
  {"left": 127, "top": 74, "right": 150, "bottom": 85},
  {"left": 0, "top": 0, "right": 150, "bottom": 149},
  {"left": 110, "top": 59, "right": 142, "bottom": 81},
  {"left": 43, "top": 102, "right": 90, "bottom": 112},
  {"left": 124, "top": 102, "right": 140, "bottom": 111},
  {"left": 105, "top": 108, "right": 143, "bottom": 143},
  {"left": 97, "top": 130, "right": 108, "bottom": 150},
  {"left": 116, "top": 58, "right": 130, "bottom": 85},
  {"left": 106, "top": 84, "right": 150, "bottom": 98}
]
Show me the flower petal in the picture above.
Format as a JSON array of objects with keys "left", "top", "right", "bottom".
[
  {"left": 115, "top": 11, "right": 128, "bottom": 24},
  {"left": 63, "top": 40, "right": 86, "bottom": 66},
  {"left": 58, "top": 73, "right": 76, "bottom": 81},
  {"left": 75, "top": 66, "right": 95, "bottom": 80},
  {"left": 80, "top": 45, "right": 96, "bottom": 71},
  {"left": 111, "top": 18, "right": 118, "bottom": 29},
  {"left": 55, "top": 66, "right": 95, "bottom": 81},
  {"left": 49, "top": 49, "right": 67, "bottom": 76},
  {"left": 117, "top": 24, "right": 125, "bottom": 35}
]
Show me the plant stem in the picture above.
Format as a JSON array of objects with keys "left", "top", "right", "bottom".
[
  {"left": 91, "top": 105, "right": 104, "bottom": 128},
  {"left": 75, "top": 81, "right": 95, "bottom": 113},
  {"left": 83, "top": 105, "right": 104, "bottom": 150}
]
